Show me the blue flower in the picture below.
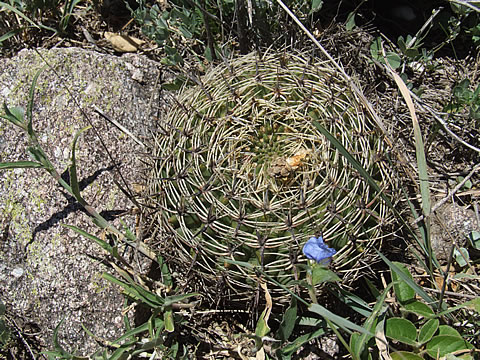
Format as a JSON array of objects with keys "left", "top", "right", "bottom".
[{"left": 302, "top": 236, "right": 336, "bottom": 264}]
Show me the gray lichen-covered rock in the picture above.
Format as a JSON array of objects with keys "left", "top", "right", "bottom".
[
  {"left": 430, "top": 202, "right": 479, "bottom": 263},
  {"left": 0, "top": 47, "right": 161, "bottom": 354}
]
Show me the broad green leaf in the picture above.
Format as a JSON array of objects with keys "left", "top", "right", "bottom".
[
  {"left": 1, "top": 104, "right": 25, "bottom": 128},
  {"left": 391, "top": 351, "right": 424, "bottom": 360},
  {"left": 402, "top": 300, "right": 434, "bottom": 317},
  {"left": 438, "top": 325, "right": 462, "bottom": 338},
  {"left": 398, "top": 36, "right": 407, "bottom": 53},
  {"left": 349, "top": 332, "right": 362, "bottom": 357},
  {"left": 463, "top": 297, "right": 480, "bottom": 313},
  {"left": 386, "top": 52, "right": 402, "bottom": 69},
  {"left": 255, "top": 308, "right": 271, "bottom": 338},
  {"left": 0, "top": 161, "right": 43, "bottom": 169},
  {"left": 445, "top": 354, "right": 472, "bottom": 360},
  {"left": 312, "top": 266, "right": 340, "bottom": 284},
  {"left": 405, "top": 48, "right": 420, "bottom": 58},
  {"left": 376, "top": 251, "right": 440, "bottom": 309},
  {"left": 418, "top": 318, "right": 439, "bottom": 345},
  {"left": 454, "top": 247, "right": 470, "bottom": 267},
  {"left": 370, "top": 37, "right": 383, "bottom": 62},
  {"left": 426, "top": 335, "right": 472, "bottom": 358},
  {"left": 157, "top": 255, "right": 173, "bottom": 288},
  {"left": 179, "top": 25, "right": 193, "bottom": 39},
  {"left": 311, "top": 0, "right": 323, "bottom": 13},
  {"left": 204, "top": 45, "right": 214, "bottom": 62},
  {"left": 164, "top": 310, "right": 174, "bottom": 332},
  {"left": 385, "top": 317, "right": 417, "bottom": 346},
  {"left": 299, "top": 317, "right": 324, "bottom": 327},
  {"left": 136, "top": 337, "right": 165, "bottom": 354},
  {"left": 391, "top": 261, "right": 415, "bottom": 304},
  {"left": 345, "top": 11, "right": 356, "bottom": 31},
  {"left": 277, "top": 297, "right": 297, "bottom": 342},
  {"left": 456, "top": 176, "right": 472, "bottom": 189},
  {"left": 468, "top": 231, "right": 480, "bottom": 250}
]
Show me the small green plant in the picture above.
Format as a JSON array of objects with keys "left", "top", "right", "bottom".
[
  {"left": 437, "top": 1, "right": 480, "bottom": 53},
  {"left": 443, "top": 78, "right": 480, "bottom": 122},
  {"left": 128, "top": 0, "right": 323, "bottom": 65},
  {"left": 0, "top": 0, "right": 83, "bottom": 48},
  {"left": 454, "top": 230, "right": 480, "bottom": 268},
  {"left": 346, "top": 259, "right": 480, "bottom": 360},
  {"left": 0, "top": 300, "right": 12, "bottom": 352},
  {"left": 43, "top": 254, "right": 197, "bottom": 359}
]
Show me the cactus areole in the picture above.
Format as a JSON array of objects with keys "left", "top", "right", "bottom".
[{"left": 149, "top": 52, "right": 394, "bottom": 303}]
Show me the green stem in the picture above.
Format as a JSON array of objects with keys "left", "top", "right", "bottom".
[{"left": 307, "top": 265, "right": 318, "bottom": 304}]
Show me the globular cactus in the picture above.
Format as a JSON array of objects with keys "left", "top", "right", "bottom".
[{"left": 148, "top": 51, "right": 394, "bottom": 303}]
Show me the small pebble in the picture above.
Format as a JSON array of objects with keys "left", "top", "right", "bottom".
[{"left": 11, "top": 267, "right": 24, "bottom": 278}]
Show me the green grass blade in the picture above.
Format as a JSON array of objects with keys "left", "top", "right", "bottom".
[
  {"left": 26, "top": 65, "right": 47, "bottom": 141},
  {"left": 102, "top": 272, "right": 161, "bottom": 308},
  {"left": 69, "top": 125, "right": 92, "bottom": 202},
  {"left": 311, "top": 120, "right": 393, "bottom": 208},
  {"left": 0, "top": 28, "right": 22, "bottom": 43},
  {"left": 61, "top": 224, "right": 113, "bottom": 254},
  {"left": 309, "top": 303, "right": 375, "bottom": 336},
  {"left": 388, "top": 67, "right": 434, "bottom": 268},
  {"left": 325, "top": 317, "right": 356, "bottom": 360},
  {"left": 350, "top": 283, "right": 392, "bottom": 357},
  {"left": 110, "top": 318, "right": 164, "bottom": 345},
  {"left": 280, "top": 328, "right": 325, "bottom": 356},
  {"left": 163, "top": 293, "right": 200, "bottom": 307},
  {"left": 331, "top": 286, "right": 373, "bottom": 317},
  {"left": 0, "top": 161, "right": 43, "bottom": 169},
  {"left": 0, "top": 2, "right": 57, "bottom": 32},
  {"left": 375, "top": 249, "right": 444, "bottom": 311}
]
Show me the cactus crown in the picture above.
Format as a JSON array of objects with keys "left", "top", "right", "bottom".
[{"left": 149, "top": 52, "right": 394, "bottom": 302}]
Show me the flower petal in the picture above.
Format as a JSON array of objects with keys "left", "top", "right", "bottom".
[{"left": 302, "top": 236, "right": 336, "bottom": 263}]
